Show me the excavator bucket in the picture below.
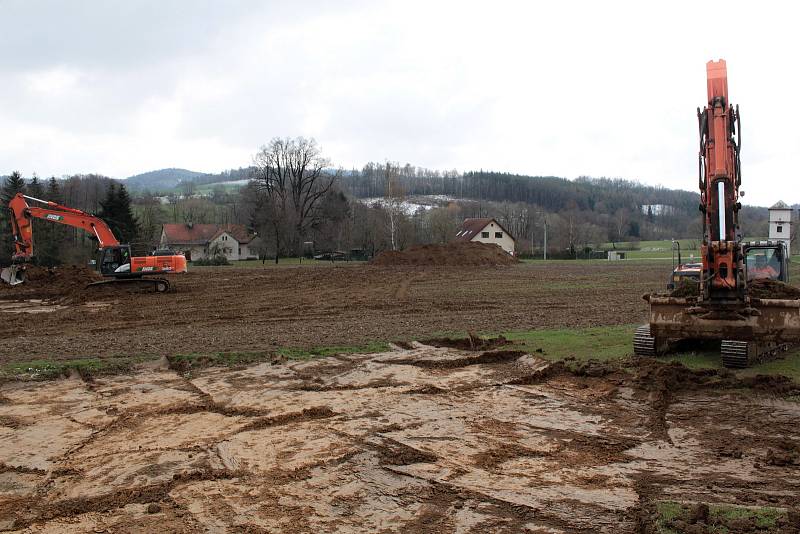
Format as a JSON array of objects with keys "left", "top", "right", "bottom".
[{"left": 0, "top": 265, "right": 25, "bottom": 285}]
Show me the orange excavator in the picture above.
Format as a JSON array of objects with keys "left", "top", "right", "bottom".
[
  {"left": 1, "top": 192, "right": 187, "bottom": 292},
  {"left": 635, "top": 59, "right": 795, "bottom": 367}
]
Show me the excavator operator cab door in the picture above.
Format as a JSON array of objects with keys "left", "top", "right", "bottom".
[
  {"left": 743, "top": 243, "right": 788, "bottom": 283},
  {"left": 97, "top": 245, "right": 133, "bottom": 277}
]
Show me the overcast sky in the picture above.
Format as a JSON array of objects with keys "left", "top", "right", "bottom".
[{"left": 1, "top": 0, "right": 797, "bottom": 206}]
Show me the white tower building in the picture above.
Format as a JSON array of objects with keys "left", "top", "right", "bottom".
[{"left": 768, "top": 201, "right": 793, "bottom": 256}]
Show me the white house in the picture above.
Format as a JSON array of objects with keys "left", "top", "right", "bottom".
[
  {"left": 160, "top": 223, "right": 258, "bottom": 261},
  {"left": 455, "top": 218, "right": 515, "bottom": 255},
  {"left": 769, "top": 201, "right": 793, "bottom": 256}
]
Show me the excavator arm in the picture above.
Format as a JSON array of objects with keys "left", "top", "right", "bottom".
[
  {"left": 699, "top": 59, "right": 743, "bottom": 301},
  {"left": 7, "top": 193, "right": 119, "bottom": 262}
]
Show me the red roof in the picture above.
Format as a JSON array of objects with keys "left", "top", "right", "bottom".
[
  {"left": 162, "top": 224, "right": 254, "bottom": 245},
  {"left": 455, "top": 218, "right": 514, "bottom": 242}
]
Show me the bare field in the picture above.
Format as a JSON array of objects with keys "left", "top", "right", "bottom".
[
  {"left": 0, "top": 262, "right": 665, "bottom": 362},
  {"left": 2, "top": 262, "right": 799, "bottom": 533},
  {"left": 1, "top": 343, "right": 799, "bottom": 532}
]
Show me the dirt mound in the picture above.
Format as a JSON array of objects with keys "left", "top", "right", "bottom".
[
  {"left": 391, "top": 350, "right": 525, "bottom": 369},
  {"left": 669, "top": 278, "right": 699, "bottom": 297},
  {"left": 663, "top": 277, "right": 800, "bottom": 300},
  {"left": 0, "top": 265, "right": 104, "bottom": 301},
  {"left": 23, "top": 265, "right": 102, "bottom": 288},
  {"left": 420, "top": 334, "right": 512, "bottom": 351},
  {"left": 370, "top": 242, "right": 518, "bottom": 267},
  {"left": 749, "top": 278, "right": 800, "bottom": 300}
]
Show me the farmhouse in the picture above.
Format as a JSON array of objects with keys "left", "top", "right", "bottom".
[
  {"left": 455, "top": 218, "right": 515, "bottom": 255},
  {"left": 160, "top": 223, "right": 258, "bottom": 261}
]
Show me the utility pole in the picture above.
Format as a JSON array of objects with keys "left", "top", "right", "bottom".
[{"left": 542, "top": 215, "right": 548, "bottom": 260}]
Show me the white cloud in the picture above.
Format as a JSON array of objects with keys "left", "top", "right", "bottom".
[{"left": 0, "top": 0, "right": 798, "bottom": 206}]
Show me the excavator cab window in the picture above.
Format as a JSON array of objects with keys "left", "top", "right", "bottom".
[
  {"left": 745, "top": 246, "right": 787, "bottom": 282},
  {"left": 98, "top": 246, "right": 132, "bottom": 276}
]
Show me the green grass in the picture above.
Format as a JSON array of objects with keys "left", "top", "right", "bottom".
[
  {"left": 167, "top": 351, "right": 273, "bottom": 369},
  {"left": 275, "top": 341, "right": 390, "bottom": 360},
  {"left": 499, "top": 325, "right": 637, "bottom": 361},
  {"left": 457, "top": 324, "right": 800, "bottom": 382},
  {"left": 1, "top": 342, "right": 391, "bottom": 381},
  {"left": 658, "top": 344, "right": 800, "bottom": 383},
  {"left": 7, "top": 319, "right": 800, "bottom": 384},
  {"left": 0, "top": 355, "right": 158, "bottom": 381},
  {"left": 654, "top": 501, "right": 783, "bottom": 533}
]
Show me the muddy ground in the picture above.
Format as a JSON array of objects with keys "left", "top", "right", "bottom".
[
  {"left": 1, "top": 344, "right": 798, "bottom": 533},
  {"left": 0, "top": 262, "right": 665, "bottom": 362}
]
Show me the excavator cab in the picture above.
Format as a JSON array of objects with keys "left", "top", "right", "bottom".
[
  {"left": 97, "top": 245, "right": 133, "bottom": 277},
  {"left": 667, "top": 240, "right": 702, "bottom": 290},
  {"left": 743, "top": 242, "right": 788, "bottom": 282}
]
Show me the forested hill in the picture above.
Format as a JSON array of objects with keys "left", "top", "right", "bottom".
[
  {"left": 124, "top": 167, "right": 254, "bottom": 192},
  {"left": 123, "top": 165, "right": 704, "bottom": 220},
  {"left": 340, "top": 167, "right": 701, "bottom": 215},
  {"left": 125, "top": 168, "right": 209, "bottom": 190}
]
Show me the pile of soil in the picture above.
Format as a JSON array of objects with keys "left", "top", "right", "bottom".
[
  {"left": 749, "top": 278, "right": 800, "bottom": 300},
  {"left": 0, "top": 265, "right": 103, "bottom": 301},
  {"left": 419, "top": 334, "right": 512, "bottom": 351},
  {"left": 370, "top": 242, "right": 518, "bottom": 267},
  {"left": 664, "top": 277, "right": 800, "bottom": 300},
  {"left": 669, "top": 278, "right": 699, "bottom": 297}
]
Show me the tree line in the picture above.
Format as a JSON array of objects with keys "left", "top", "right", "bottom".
[
  {"left": 0, "top": 172, "right": 141, "bottom": 266},
  {"left": 2, "top": 135, "right": 777, "bottom": 266}
]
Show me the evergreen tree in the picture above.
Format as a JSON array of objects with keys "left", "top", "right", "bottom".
[
  {"left": 1, "top": 171, "right": 26, "bottom": 203},
  {"left": 28, "top": 174, "right": 45, "bottom": 199},
  {"left": 98, "top": 183, "right": 140, "bottom": 245},
  {"left": 46, "top": 177, "right": 63, "bottom": 203},
  {"left": 1, "top": 171, "right": 27, "bottom": 264},
  {"left": 38, "top": 177, "right": 66, "bottom": 266}
]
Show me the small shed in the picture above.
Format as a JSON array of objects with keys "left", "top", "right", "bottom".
[{"left": 607, "top": 251, "right": 626, "bottom": 261}]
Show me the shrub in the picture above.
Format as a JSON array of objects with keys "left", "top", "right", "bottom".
[{"left": 193, "top": 255, "right": 230, "bottom": 266}]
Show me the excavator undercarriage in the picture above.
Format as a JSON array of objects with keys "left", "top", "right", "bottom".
[{"left": 635, "top": 296, "right": 800, "bottom": 367}]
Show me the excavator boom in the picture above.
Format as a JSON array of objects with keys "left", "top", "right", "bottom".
[
  {"left": 699, "top": 59, "right": 743, "bottom": 301},
  {"left": 8, "top": 193, "right": 119, "bottom": 262}
]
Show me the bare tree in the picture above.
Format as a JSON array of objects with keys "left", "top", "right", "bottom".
[
  {"left": 426, "top": 204, "right": 460, "bottom": 244},
  {"left": 252, "top": 137, "right": 338, "bottom": 260},
  {"left": 383, "top": 163, "right": 406, "bottom": 251}
]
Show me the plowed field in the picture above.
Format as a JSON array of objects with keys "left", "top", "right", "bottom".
[
  {"left": 0, "top": 262, "right": 663, "bottom": 362},
  {"left": 2, "top": 262, "right": 799, "bottom": 533}
]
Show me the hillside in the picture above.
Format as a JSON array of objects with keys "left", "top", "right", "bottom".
[
  {"left": 123, "top": 167, "right": 255, "bottom": 193},
  {"left": 124, "top": 168, "right": 210, "bottom": 191}
]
